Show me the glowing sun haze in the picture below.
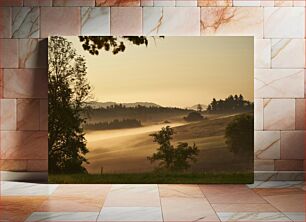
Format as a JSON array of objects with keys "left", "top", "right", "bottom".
[{"left": 68, "top": 36, "right": 253, "bottom": 108}]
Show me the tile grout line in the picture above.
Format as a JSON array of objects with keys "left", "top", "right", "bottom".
[
  {"left": 95, "top": 184, "right": 112, "bottom": 221},
  {"left": 252, "top": 188, "right": 294, "bottom": 221},
  {"left": 197, "top": 184, "right": 222, "bottom": 222},
  {"left": 157, "top": 184, "right": 165, "bottom": 222}
]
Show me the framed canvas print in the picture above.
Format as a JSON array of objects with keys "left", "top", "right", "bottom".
[{"left": 48, "top": 36, "right": 254, "bottom": 184}]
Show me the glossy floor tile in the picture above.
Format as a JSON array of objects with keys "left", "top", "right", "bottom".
[
  {"left": 217, "top": 212, "right": 291, "bottom": 221},
  {"left": 283, "top": 212, "right": 305, "bottom": 221},
  {"left": 161, "top": 197, "right": 219, "bottom": 221},
  {"left": 158, "top": 184, "right": 204, "bottom": 198},
  {"left": 103, "top": 184, "right": 160, "bottom": 207},
  {"left": 1, "top": 181, "right": 58, "bottom": 196},
  {"left": 0, "top": 196, "right": 47, "bottom": 221},
  {"left": 212, "top": 203, "right": 278, "bottom": 212},
  {"left": 38, "top": 196, "right": 105, "bottom": 212},
  {"left": 199, "top": 185, "right": 266, "bottom": 204},
  {"left": 98, "top": 207, "right": 163, "bottom": 221},
  {"left": 247, "top": 181, "right": 304, "bottom": 189},
  {"left": 254, "top": 188, "right": 305, "bottom": 212},
  {"left": 25, "top": 212, "right": 99, "bottom": 221},
  {"left": 0, "top": 182, "right": 304, "bottom": 222}
]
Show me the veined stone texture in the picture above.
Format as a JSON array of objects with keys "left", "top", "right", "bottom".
[{"left": 0, "top": 2, "right": 304, "bottom": 180}]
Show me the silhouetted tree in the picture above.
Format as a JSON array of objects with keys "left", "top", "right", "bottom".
[
  {"left": 197, "top": 104, "right": 203, "bottom": 112},
  {"left": 79, "top": 36, "right": 153, "bottom": 55},
  {"left": 49, "top": 36, "right": 158, "bottom": 174},
  {"left": 148, "top": 126, "right": 199, "bottom": 171},
  {"left": 211, "top": 98, "right": 217, "bottom": 111},
  {"left": 48, "top": 36, "right": 91, "bottom": 174},
  {"left": 225, "top": 114, "right": 254, "bottom": 157}
]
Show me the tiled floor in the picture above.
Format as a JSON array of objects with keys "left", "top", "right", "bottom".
[{"left": 0, "top": 181, "right": 304, "bottom": 222}]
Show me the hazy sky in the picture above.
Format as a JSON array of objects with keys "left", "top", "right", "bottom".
[{"left": 68, "top": 36, "right": 253, "bottom": 108}]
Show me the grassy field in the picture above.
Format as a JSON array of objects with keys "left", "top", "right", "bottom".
[
  {"left": 49, "top": 172, "right": 254, "bottom": 184},
  {"left": 84, "top": 112, "right": 253, "bottom": 174}
]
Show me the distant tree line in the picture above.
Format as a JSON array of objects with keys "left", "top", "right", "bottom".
[
  {"left": 86, "top": 105, "right": 191, "bottom": 121},
  {"left": 84, "top": 119, "right": 142, "bottom": 130},
  {"left": 207, "top": 94, "right": 253, "bottom": 113}
]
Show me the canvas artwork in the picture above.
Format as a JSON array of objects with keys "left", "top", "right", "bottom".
[{"left": 48, "top": 36, "right": 254, "bottom": 184}]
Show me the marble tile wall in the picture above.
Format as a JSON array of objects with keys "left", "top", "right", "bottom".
[{"left": 0, "top": 0, "right": 304, "bottom": 180}]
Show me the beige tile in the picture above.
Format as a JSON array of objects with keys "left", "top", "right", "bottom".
[
  {"left": 264, "top": 7, "right": 305, "bottom": 38},
  {"left": 0, "top": 39, "right": 18, "bottom": 68},
  {"left": 293, "top": 0, "right": 305, "bottom": 6},
  {"left": 255, "top": 69, "right": 304, "bottom": 98},
  {"left": 176, "top": 0, "right": 197, "bottom": 6},
  {"left": 161, "top": 197, "right": 219, "bottom": 221},
  {"left": 198, "top": 0, "right": 232, "bottom": 6},
  {"left": 96, "top": 0, "right": 140, "bottom": 6},
  {"left": 254, "top": 160, "right": 275, "bottom": 171},
  {"left": 0, "top": 131, "right": 48, "bottom": 159},
  {"left": 0, "top": 7, "right": 11, "bottom": 38},
  {"left": 81, "top": 7, "right": 110, "bottom": 36},
  {"left": 39, "top": 99, "right": 48, "bottom": 131},
  {"left": 304, "top": 70, "right": 306, "bottom": 98},
  {"left": 217, "top": 212, "right": 291, "bottom": 221},
  {"left": 158, "top": 184, "right": 203, "bottom": 198},
  {"left": 3, "top": 69, "right": 48, "bottom": 99},
  {"left": 27, "top": 159, "right": 48, "bottom": 172},
  {"left": 141, "top": 0, "right": 153, "bottom": 6},
  {"left": 212, "top": 203, "right": 278, "bottom": 212},
  {"left": 255, "top": 99, "right": 263, "bottom": 130},
  {"left": 272, "top": 39, "right": 305, "bottom": 68},
  {"left": 53, "top": 0, "right": 95, "bottom": 6},
  {"left": 0, "top": 159, "right": 27, "bottom": 171},
  {"left": 280, "top": 131, "right": 304, "bottom": 159},
  {"left": 38, "top": 196, "right": 104, "bottom": 212},
  {"left": 19, "top": 39, "right": 48, "bottom": 68},
  {"left": 41, "top": 7, "right": 80, "bottom": 38},
  {"left": 263, "top": 99, "right": 295, "bottom": 130},
  {"left": 23, "top": 0, "right": 52, "bottom": 6},
  {"left": 274, "top": 0, "right": 293, "bottom": 6},
  {"left": 0, "top": 196, "right": 47, "bottom": 222},
  {"left": 0, "top": 0, "right": 22, "bottom": 6},
  {"left": 17, "top": 99, "right": 40, "bottom": 130},
  {"left": 200, "top": 7, "right": 263, "bottom": 37},
  {"left": 261, "top": 0, "right": 274, "bottom": 6},
  {"left": 0, "top": 99, "right": 16, "bottom": 130},
  {"left": 12, "top": 7, "right": 39, "bottom": 38},
  {"left": 255, "top": 131, "right": 280, "bottom": 160},
  {"left": 255, "top": 188, "right": 305, "bottom": 212},
  {"left": 103, "top": 184, "right": 160, "bottom": 207},
  {"left": 0, "top": 69, "right": 2, "bottom": 98},
  {"left": 154, "top": 0, "right": 175, "bottom": 6},
  {"left": 233, "top": 0, "right": 261, "bottom": 6},
  {"left": 143, "top": 7, "right": 200, "bottom": 35},
  {"left": 295, "top": 99, "right": 305, "bottom": 130},
  {"left": 199, "top": 185, "right": 266, "bottom": 204},
  {"left": 111, "top": 7, "right": 142, "bottom": 35},
  {"left": 255, "top": 39, "right": 271, "bottom": 68},
  {"left": 98, "top": 207, "right": 162, "bottom": 222},
  {"left": 52, "top": 184, "right": 111, "bottom": 198},
  {"left": 275, "top": 159, "right": 304, "bottom": 171}
]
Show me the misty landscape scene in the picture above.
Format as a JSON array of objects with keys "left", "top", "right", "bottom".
[{"left": 48, "top": 36, "right": 254, "bottom": 183}]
